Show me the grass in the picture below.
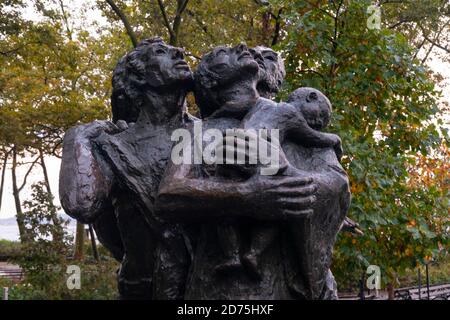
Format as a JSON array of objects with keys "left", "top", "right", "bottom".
[
  {"left": 333, "top": 254, "right": 450, "bottom": 294},
  {"left": 0, "top": 239, "right": 120, "bottom": 300},
  {"left": 0, "top": 259, "right": 119, "bottom": 300},
  {"left": 0, "top": 239, "right": 22, "bottom": 260},
  {"left": 397, "top": 256, "right": 450, "bottom": 288}
]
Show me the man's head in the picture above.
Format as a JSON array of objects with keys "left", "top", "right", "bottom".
[
  {"left": 111, "top": 37, "right": 193, "bottom": 122},
  {"left": 194, "top": 43, "right": 259, "bottom": 118},
  {"left": 250, "top": 46, "right": 285, "bottom": 99},
  {"left": 287, "top": 87, "right": 332, "bottom": 130}
]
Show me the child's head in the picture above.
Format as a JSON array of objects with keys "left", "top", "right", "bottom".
[{"left": 287, "top": 87, "right": 332, "bottom": 130}]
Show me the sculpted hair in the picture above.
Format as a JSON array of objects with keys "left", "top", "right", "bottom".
[
  {"left": 273, "top": 50, "right": 286, "bottom": 92},
  {"left": 111, "top": 37, "right": 165, "bottom": 123},
  {"left": 254, "top": 46, "right": 286, "bottom": 95}
]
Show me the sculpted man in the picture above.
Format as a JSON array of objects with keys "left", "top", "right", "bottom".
[{"left": 59, "top": 38, "right": 194, "bottom": 299}]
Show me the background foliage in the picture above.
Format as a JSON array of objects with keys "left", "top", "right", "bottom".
[{"left": 0, "top": 0, "right": 448, "bottom": 296}]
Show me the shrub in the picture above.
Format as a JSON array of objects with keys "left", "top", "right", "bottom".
[{"left": 0, "top": 240, "right": 22, "bottom": 260}]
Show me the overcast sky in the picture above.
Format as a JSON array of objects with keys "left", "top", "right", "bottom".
[{"left": 0, "top": 0, "right": 449, "bottom": 219}]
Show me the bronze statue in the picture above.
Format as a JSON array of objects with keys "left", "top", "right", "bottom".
[
  {"left": 59, "top": 39, "right": 351, "bottom": 300},
  {"left": 60, "top": 38, "right": 194, "bottom": 299},
  {"left": 250, "top": 46, "right": 285, "bottom": 99},
  {"left": 213, "top": 87, "right": 343, "bottom": 279},
  {"left": 156, "top": 43, "right": 350, "bottom": 299}
]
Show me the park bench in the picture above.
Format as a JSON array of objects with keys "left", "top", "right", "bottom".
[
  {"left": 395, "top": 283, "right": 450, "bottom": 300},
  {"left": 0, "top": 269, "right": 23, "bottom": 282}
]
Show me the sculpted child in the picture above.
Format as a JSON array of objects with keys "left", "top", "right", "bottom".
[
  {"left": 215, "top": 87, "right": 343, "bottom": 277},
  {"left": 243, "top": 87, "right": 342, "bottom": 159}
]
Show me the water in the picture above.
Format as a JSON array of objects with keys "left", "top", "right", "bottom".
[
  {"left": 0, "top": 225, "right": 20, "bottom": 241},
  {"left": 0, "top": 224, "right": 77, "bottom": 241}
]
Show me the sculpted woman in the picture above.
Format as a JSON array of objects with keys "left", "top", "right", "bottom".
[
  {"left": 59, "top": 39, "right": 351, "bottom": 300},
  {"left": 155, "top": 44, "right": 350, "bottom": 299}
]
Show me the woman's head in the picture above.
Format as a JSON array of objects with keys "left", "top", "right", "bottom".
[
  {"left": 111, "top": 38, "right": 193, "bottom": 123},
  {"left": 194, "top": 43, "right": 259, "bottom": 118}
]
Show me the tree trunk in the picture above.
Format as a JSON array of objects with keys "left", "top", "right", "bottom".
[
  {"left": 39, "top": 148, "right": 52, "bottom": 194},
  {"left": 171, "top": 0, "right": 190, "bottom": 46},
  {"left": 261, "top": 11, "right": 271, "bottom": 45},
  {"left": 271, "top": 9, "right": 282, "bottom": 46},
  {"left": 73, "top": 221, "right": 85, "bottom": 260},
  {"left": 39, "top": 148, "right": 63, "bottom": 242},
  {"left": 0, "top": 150, "right": 9, "bottom": 213},
  {"left": 387, "top": 282, "right": 395, "bottom": 300},
  {"left": 11, "top": 147, "right": 27, "bottom": 242},
  {"left": 88, "top": 225, "right": 99, "bottom": 262},
  {"left": 105, "top": 0, "right": 138, "bottom": 47}
]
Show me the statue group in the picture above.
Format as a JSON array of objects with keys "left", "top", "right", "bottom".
[{"left": 59, "top": 37, "right": 351, "bottom": 300}]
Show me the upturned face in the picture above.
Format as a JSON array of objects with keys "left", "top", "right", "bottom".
[
  {"left": 250, "top": 46, "right": 284, "bottom": 97},
  {"left": 207, "top": 43, "right": 259, "bottom": 84},
  {"left": 144, "top": 42, "right": 193, "bottom": 88}
]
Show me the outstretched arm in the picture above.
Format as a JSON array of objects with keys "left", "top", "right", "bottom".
[
  {"left": 288, "top": 124, "right": 343, "bottom": 161},
  {"left": 242, "top": 103, "right": 342, "bottom": 160},
  {"left": 59, "top": 121, "right": 120, "bottom": 223},
  {"left": 155, "top": 158, "right": 318, "bottom": 224}
]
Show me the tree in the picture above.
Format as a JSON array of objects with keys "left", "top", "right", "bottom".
[
  {"left": 0, "top": 0, "right": 112, "bottom": 242},
  {"left": 382, "top": 0, "right": 450, "bottom": 63},
  {"left": 16, "top": 182, "right": 72, "bottom": 293},
  {"left": 1, "top": 0, "right": 447, "bottom": 294},
  {"left": 270, "top": 0, "right": 448, "bottom": 291},
  {"left": 73, "top": 222, "right": 85, "bottom": 261},
  {"left": 96, "top": 0, "right": 284, "bottom": 59}
]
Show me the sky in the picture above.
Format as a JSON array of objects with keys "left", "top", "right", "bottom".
[{"left": 0, "top": 0, "right": 449, "bottom": 219}]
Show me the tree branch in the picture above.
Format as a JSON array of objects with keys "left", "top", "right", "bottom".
[
  {"left": 0, "top": 41, "right": 42, "bottom": 56},
  {"left": 420, "top": 21, "right": 450, "bottom": 63},
  {"left": 328, "top": 0, "right": 344, "bottom": 82},
  {"left": 420, "top": 27, "right": 450, "bottom": 55},
  {"left": 299, "top": 69, "right": 326, "bottom": 79},
  {"left": 105, "top": 0, "right": 138, "bottom": 47},
  {"left": 271, "top": 8, "right": 282, "bottom": 46},
  {"left": 58, "top": 0, "right": 73, "bottom": 40},
  {"left": 171, "top": 0, "right": 190, "bottom": 46},
  {"left": 0, "top": 47, "right": 23, "bottom": 56},
  {"left": 413, "top": 37, "right": 427, "bottom": 60},
  {"left": 186, "top": 9, "right": 215, "bottom": 41},
  {"left": 18, "top": 156, "right": 40, "bottom": 192},
  {"left": 156, "top": 0, "right": 175, "bottom": 41}
]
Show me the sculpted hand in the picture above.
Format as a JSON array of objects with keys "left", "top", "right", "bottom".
[
  {"left": 216, "top": 130, "right": 289, "bottom": 177},
  {"left": 248, "top": 174, "right": 318, "bottom": 221},
  {"left": 80, "top": 120, "right": 127, "bottom": 140},
  {"left": 216, "top": 129, "right": 318, "bottom": 221}
]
